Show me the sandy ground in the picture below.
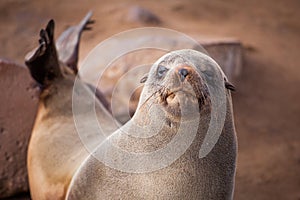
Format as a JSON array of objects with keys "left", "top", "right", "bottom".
[{"left": 0, "top": 0, "right": 300, "bottom": 199}]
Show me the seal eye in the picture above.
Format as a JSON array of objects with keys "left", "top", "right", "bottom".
[{"left": 157, "top": 65, "right": 168, "bottom": 78}]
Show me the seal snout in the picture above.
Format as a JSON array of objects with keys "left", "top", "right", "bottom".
[
  {"left": 178, "top": 68, "right": 189, "bottom": 81},
  {"left": 175, "top": 66, "right": 192, "bottom": 82}
]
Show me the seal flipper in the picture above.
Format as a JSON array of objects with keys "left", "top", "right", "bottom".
[
  {"left": 56, "top": 11, "right": 94, "bottom": 74},
  {"left": 25, "top": 20, "right": 62, "bottom": 87}
]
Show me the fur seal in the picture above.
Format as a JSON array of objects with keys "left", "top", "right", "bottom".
[
  {"left": 66, "top": 49, "right": 237, "bottom": 199},
  {"left": 26, "top": 14, "right": 118, "bottom": 200}
]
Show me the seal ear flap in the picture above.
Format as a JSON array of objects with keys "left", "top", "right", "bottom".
[
  {"left": 56, "top": 11, "right": 94, "bottom": 74},
  {"left": 225, "top": 80, "right": 236, "bottom": 91},
  {"left": 140, "top": 73, "right": 148, "bottom": 83},
  {"left": 25, "top": 19, "right": 62, "bottom": 87}
]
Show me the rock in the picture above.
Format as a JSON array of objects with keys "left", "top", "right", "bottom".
[
  {"left": 98, "top": 49, "right": 165, "bottom": 124},
  {"left": 127, "top": 5, "right": 161, "bottom": 24},
  {"left": 0, "top": 59, "right": 39, "bottom": 198},
  {"left": 200, "top": 38, "right": 243, "bottom": 82}
]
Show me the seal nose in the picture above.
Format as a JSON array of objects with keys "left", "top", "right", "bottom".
[{"left": 178, "top": 68, "right": 189, "bottom": 81}]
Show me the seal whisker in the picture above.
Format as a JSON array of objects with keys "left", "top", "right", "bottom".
[{"left": 138, "top": 85, "right": 164, "bottom": 111}]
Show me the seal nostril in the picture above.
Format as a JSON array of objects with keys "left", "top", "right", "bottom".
[{"left": 178, "top": 68, "right": 188, "bottom": 81}]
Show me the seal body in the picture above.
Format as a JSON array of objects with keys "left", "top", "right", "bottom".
[
  {"left": 67, "top": 49, "right": 237, "bottom": 200},
  {"left": 26, "top": 17, "right": 117, "bottom": 200},
  {"left": 27, "top": 76, "right": 116, "bottom": 200}
]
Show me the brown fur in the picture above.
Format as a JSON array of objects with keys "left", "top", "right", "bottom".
[
  {"left": 27, "top": 75, "right": 116, "bottom": 200},
  {"left": 26, "top": 17, "right": 117, "bottom": 200}
]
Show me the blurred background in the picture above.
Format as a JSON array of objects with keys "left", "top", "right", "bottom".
[{"left": 0, "top": 0, "right": 299, "bottom": 199}]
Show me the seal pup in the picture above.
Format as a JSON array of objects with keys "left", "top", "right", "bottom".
[
  {"left": 66, "top": 49, "right": 237, "bottom": 199},
  {"left": 26, "top": 16, "right": 118, "bottom": 200}
]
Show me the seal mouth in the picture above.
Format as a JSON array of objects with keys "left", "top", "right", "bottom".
[
  {"left": 158, "top": 87, "right": 199, "bottom": 111},
  {"left": 161, "top": 89, "right": 176, "bottom": 102},
  {"left": 161, "top": 87, "right": 199, "bottom": 102},
  {"left": 160, "top": 88, "right": 177, "bottom": 104},
  {"left": 157, "top": 80, "right": 210, "bottom": 115}
]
